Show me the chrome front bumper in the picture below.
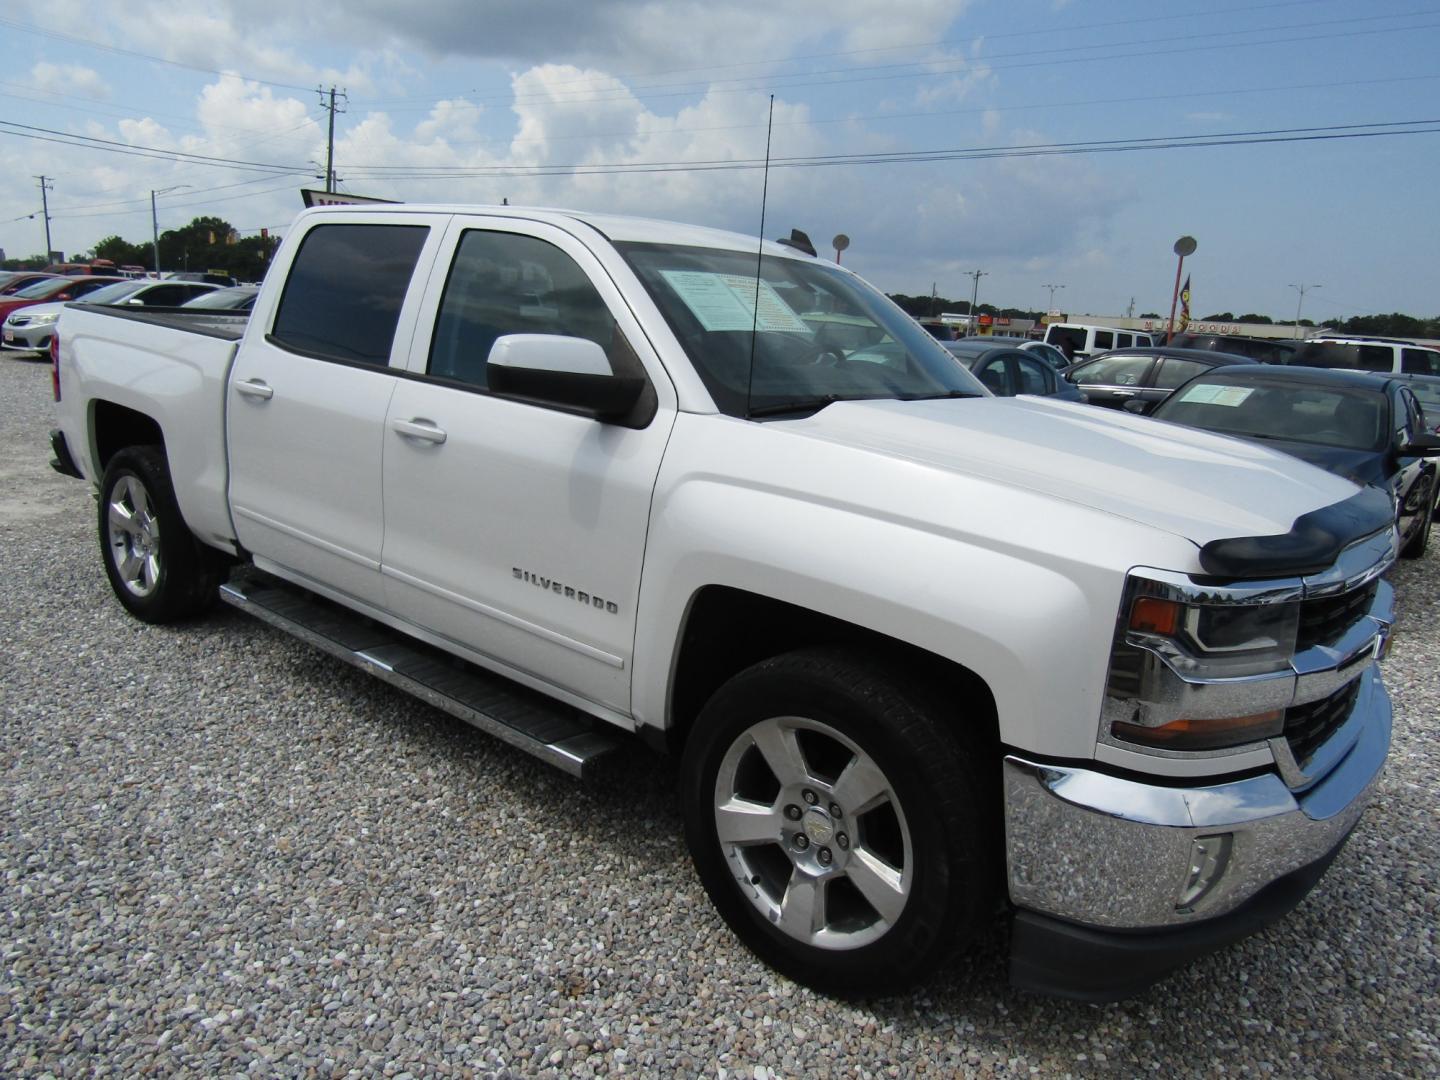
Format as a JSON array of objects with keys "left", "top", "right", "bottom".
[{"left": 1003, "top": 665, "right": 1390, "bottom": 929}]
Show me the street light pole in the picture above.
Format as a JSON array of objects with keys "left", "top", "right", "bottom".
[
  {"left": 1290, "top": 283, "right": 1321, "bottom": 339},
  {"left": 1165, "top": 236, "right": 1197, "bottom": 345},
  {"left": 151, "top": 186, "right": 190, "bottom": 276},
  {"left": 1042, "top": 283, "right": 1064, "bottom": 311}
]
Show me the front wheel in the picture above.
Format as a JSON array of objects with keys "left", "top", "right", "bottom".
[
  {"left": 680, "top": 648, "right": 998, "bottom": 994},
  {"left": 98, "top": 446, "right": 224, "bottom": 622}
]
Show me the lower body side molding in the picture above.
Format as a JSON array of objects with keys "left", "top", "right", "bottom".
[{"left": 219, "top": 571, "right": 624, "bottom": 778}]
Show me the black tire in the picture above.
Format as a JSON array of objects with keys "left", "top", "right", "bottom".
[
  {"left": 680, "top": 647, "right": 999, "bottom": 995},
  {"left": 98, "top": 445, "right": 224, "bottom": 622}
]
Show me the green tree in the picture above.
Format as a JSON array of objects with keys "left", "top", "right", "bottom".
[
  {"left": 1201, "top": 311, "right": 1236, "bottom": 321},
  {"left": 93, "top": 235, "right": 150, "bottom": 267},
  {"left": 1237, "top": 313, "right": 1273, "bottom": 324}
]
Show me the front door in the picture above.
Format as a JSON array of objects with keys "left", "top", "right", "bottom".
[{"left": 379, "top": 219, "right": 676, "bottom": 713}]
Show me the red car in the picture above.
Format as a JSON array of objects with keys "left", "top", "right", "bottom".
[
  {"left": 0, "top": 272, "right": 61, "bottom": 297},
  {"left": 0, "top": 275, "right": 125, "bottom": 320}
]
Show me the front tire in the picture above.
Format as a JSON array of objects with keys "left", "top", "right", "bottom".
[
  {"left": 98, "top": 446, "right": 223, "bottom": 623},
  {"left": 680, "top": 648, "right": 998, "bottom": 995}
]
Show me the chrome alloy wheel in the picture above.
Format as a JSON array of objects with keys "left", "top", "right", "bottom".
[
  {"left": 713, "top": 716, "right": 913, "bottom": 950},
  {"left": 106, "top": 475, "right": 162, "bottom": 598}
]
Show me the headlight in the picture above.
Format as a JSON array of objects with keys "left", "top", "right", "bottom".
[
  {"left": 27, "top": 312, "right": 60, "bottom": 326},
  {"left": 1104, "top": 576, "right": 1301, "bottom": 752}
]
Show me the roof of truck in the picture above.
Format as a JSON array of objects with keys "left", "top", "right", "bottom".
[{"left": 295, "top": 203, "right": 819, "bottom": 260}]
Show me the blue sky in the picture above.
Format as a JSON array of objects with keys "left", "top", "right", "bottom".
[{"left": 2, "top": 0, "right": 1437, "bottom": 323}]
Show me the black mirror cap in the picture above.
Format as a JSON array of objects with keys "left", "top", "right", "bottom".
[
  {"left": 487, "top": 363, "right": 652, "bottom": 427},
  {"left": 1402, "top": 433, "right": 1440, "bottom": 455},
  {"left": 1198, "top": 485, "right": 1395, "bottom": 578},
  {"left": 1122, "top": 399, "right": 1152, "bottom": 415}
]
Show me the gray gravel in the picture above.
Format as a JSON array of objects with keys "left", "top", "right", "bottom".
[{"left": 1, "top": 353, "right": 1437, "bottom": 1078}]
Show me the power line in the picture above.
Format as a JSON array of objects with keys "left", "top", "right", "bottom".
[{"left": 335, "top": 119, "right": 1440, "bottom": 179}]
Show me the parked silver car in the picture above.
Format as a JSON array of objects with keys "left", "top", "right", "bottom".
[{"left": 2, "top": 279, "right": 219, "bottom": 353}]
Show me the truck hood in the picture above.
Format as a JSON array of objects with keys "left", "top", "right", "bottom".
[{"left": 781, "top": 396, "right": 1362, "bottom": 548}]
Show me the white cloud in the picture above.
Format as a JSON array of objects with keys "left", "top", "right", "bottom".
[{"left": 30, "top": 62, "right": 109, "bottom": 100}]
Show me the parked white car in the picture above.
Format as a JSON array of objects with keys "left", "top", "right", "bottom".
[{"left": 3, "top": 279, "right": 219, "bottom": 353}]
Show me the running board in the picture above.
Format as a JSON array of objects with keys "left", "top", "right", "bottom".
[{"left": 219, "top": 572, "right": 624, "bottom": 778}]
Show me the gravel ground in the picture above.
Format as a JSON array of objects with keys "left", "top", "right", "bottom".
[{"left": 1, "top": 354, "right": 1436, "bottom": 1079}]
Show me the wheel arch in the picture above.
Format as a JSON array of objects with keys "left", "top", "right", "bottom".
[
  {"left": 663, "top": 585, "right": 999, "bottom": 758},
  {"left": 90, "top": 399, "right": 165, "bottom": 475}
]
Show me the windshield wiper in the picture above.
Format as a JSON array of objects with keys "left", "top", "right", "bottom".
[
  {"left": 895, "top": 390, "right": 982, "bottom": 402},
  {"left": 747, "top": 395, "right": 851, "bottom": 418}
]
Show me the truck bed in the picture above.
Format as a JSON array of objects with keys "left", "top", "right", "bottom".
[{"left": 66, "top": 302, "right": 249, "bottom": 340}]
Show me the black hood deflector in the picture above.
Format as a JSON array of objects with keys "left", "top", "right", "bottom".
[{"left": 1198, "top": 486, "right": 1394, "bottom": 579}]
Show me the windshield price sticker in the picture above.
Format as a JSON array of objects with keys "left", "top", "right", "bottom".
[
  {"left": 660, "top": 271, "right": 810, "bottom": 333},
  {"left": 1179, "top": 384, "right": 1255, "bottom": 407}
]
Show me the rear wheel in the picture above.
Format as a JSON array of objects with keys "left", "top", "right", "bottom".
[
  {"left": 680, "top": 648, "right": 997, "bottom": 994},
  {"left": 99, "top": 446, "right": 224, "bottom": 622}
]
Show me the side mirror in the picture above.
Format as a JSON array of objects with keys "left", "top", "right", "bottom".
[
  {"left": 487, "top": 334, "right": 647, "bottom": 425},
  {"left": 1401, "top": 433, "right": 1440, "bottom": 456},
  {"left": 1123, "top": 399, "right": 1152, "bottom": 415}
]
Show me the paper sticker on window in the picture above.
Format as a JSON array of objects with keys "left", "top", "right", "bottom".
[
  {"left": 660, "top": 271, "right": 810, "bottom": 333},
  {"left": 1179, "top": 384, "right": 1254, "bottom": 407}
]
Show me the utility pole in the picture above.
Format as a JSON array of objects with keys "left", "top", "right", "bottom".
[
  {"left": 1127, "top": 296, "right": 1136, "bottom": 318},
  {"left": 1290, "top": 283, "right": 1321, "bottom": 338},
  {"left": 965, "top": 270, "right": 988, "bottom": 336},
  {"left": 1042, "top": 283, "right": 1065, "bottom": 311},
  {"left": 150, "top": 185, "right": 190, "bottom": 276},
  {"left": 34, "top": 176, "right": 53, "bottom": 260},
  {"left": 318, "top": 86, "right": 349, "bottom": 194}
]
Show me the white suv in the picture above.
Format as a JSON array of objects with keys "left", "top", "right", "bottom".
[{"left": 1298, "top": 336, "right": 1440, "bottom": 375}]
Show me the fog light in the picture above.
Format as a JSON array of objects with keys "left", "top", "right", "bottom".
[{"left": 1176, "top": 834, "right": 1232, "bottom": 913}]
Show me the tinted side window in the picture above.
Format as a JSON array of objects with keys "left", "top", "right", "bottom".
[
  {"left": 1153, "top": 357, "right": 1209, "bottom": 390},
  {"left": 1094, "top": 331, "right": 1114, "bottom": 350},
  {"left": 272, "top": 224, "right": 429, "bottom": 365},
  {"left": 140, "top": 284, "right": 192, "bottom": 306},
  {"left": 973, "top": 358, "right": 1011, "bottom": 395},
  {"left": 1072, "top": 355, "right": 1153, "bottom": 386},
  {"left": 1355, "top": 345, "right": 1393, "bottom": 372},
  {"left": 1014, "top": 355, "right": 1051, "bottom": 394},
  {"left": 1402, "top": 349, "right": 1440, "bottom": 375},
  {"left": 1116, "top": 333, "right": 1133, "bottom": 349},
  {"left": 429, "top": 230, "right": 621, "bottom": 390}
]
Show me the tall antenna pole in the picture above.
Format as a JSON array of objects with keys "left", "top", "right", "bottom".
[
  {"left": 745, "top": 95, "right": 775, "bottom": 418},
  {"left": 34, "top": 175, "right": 54, "bottom": 259},
  {"left": 318, "top": 86, "right": 348, "bottom": 193}
]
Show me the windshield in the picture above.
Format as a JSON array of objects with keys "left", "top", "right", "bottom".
[
  {"left": 618, "top": 242, "right": 984, "bottom": 417},
  {"left": 80, "top": 281, "right": 148, "bottom": 304},
  {"left": 13, "top": 278, "right": 70, "bottom": 299},
  {"left": 1155, "top": 378, "right": 1388, "bottom": 451}
]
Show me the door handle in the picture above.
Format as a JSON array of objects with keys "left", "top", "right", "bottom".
[
  {"left": 234, "top": 378, "right": 273, "bottom": 400},
  {"left": 391, "top": 417, "right": 448, "bottom": 445},
  {"left": 1111, "top": 389, "right": 1136, "bottom": 397}
]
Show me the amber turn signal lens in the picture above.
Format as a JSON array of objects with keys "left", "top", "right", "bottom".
[
  {"left": 1130, "top": 596, "right": 1181, "bottom": 636},
  {"left": 1113, "top": 710, "right": 1285, "bottom": 752}
]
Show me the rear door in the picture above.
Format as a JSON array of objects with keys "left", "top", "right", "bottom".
[
  {"left": 378, "top": 217, "right": 677, "bottom": 713},
  {"left": 227, "top": 213, "right": 448, "bottom": 607}
]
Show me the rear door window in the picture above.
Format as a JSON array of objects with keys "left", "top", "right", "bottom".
[
  {"left": 1355, "top": 344, "right": 1394, "bottom": 372},
  {"left": 271, "top": 223, "right": 430, "bottom": 366},
  {"left": 1014, "top": 355, "right": 1052, "bottom": 395},
  {"left": 1093, "top": 330, "right": 1114, "bottom": 350},
  {"left": 1153, "top": 357, "right": 1210, "bottom": 390},
  {"left": 1071, "top": 354, "right": 1154, "bottom": 387}
]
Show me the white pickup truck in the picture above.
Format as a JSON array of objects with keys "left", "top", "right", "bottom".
[{"left": 50, "top": 204, "right": 1396, "bottom": 1000}]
